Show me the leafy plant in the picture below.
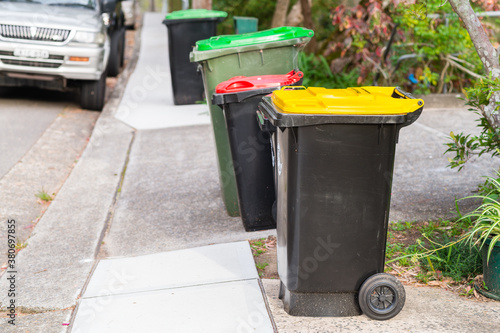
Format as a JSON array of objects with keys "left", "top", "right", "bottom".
[
  {"left": 256, "top": 262, "right": 269, "bottom": 277},
  {"left": 446, "top": 76, "right": 500, "bottom": 170},
  {"left": 35, "top": 188, "right": 54, "bottom": 202},
  {"left": 390, "top": 175, "right": 500, "bottom": 275},
  {"left": 298, "top": 52, "right": 360, "bottom": 88},
  {"left": 419, "top": 234, "right": 482, "bottom": 282},
  {"left": 15, "top": 240, "right": 28, "bottom": 251},
  {"left": 460, "top": 176, "right": 500, "bottom": 263},
  {"left": 250, "top": 238, "right": 267, "bottom": 257},
  {"left": 327, "top": 0, "right": 396, "bottom": 84}
]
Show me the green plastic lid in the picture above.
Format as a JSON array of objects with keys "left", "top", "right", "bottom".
[
  {"left": 196, "top": 26, "right": 314, "bottom": 51},
  {"left": 165, "top": 9, "right": 228, "bottom": 20}
]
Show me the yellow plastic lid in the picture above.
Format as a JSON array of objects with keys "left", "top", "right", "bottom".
[{"left": 271, "top": 87, "right": 424, "bottom": 115}]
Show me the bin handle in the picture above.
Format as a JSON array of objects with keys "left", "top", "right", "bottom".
[
  {"left": 281, "top": 71, "right": 304, "bottom": 86},
  {"left": 280, "top": 85, "right": 306, "bottom": 91},
  {"left": 393, "top": 87, "right": 424, "bottom": 107},
  {"left": 393, "top": 87, "right": 416, "bottom": 100},
  {"left": 225, "top": 81, "right": 255, "bottom": 91}
]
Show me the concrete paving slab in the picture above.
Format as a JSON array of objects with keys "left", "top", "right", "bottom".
[
  {"left": 390, "top": 107, "right": 499, "bottom": 222},
  {"left": 84, "top": 241, "right": 258, "bottom": 298},
  {"left": 73, "top": 279, "right": 274, "bottom": 333},
  {"left": 0, "top": 309, "right": 72, "bottom": 333},
  {"left": 0, "top": 108, "right": 98, "bottom": 253},
  {"left": 114, "top": 12, "right": 210, "bottom": 130},
  {"left": 0, "top": 97, "right": 61, "bottom": 178},
  {"left": 104, "top": 125, "right": 275, "bottom": 258},
  {"left": 262, "top": 279, "right": 500, "bottom": 333},
  {"left": 0, "top": 117, "right": 133, "bottom": 311}
]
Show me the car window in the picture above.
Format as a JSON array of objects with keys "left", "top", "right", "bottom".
[{"left": 0, "top": 0, "right": 97, "bottom": 9}]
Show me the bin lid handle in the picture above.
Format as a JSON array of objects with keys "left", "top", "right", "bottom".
[
  {"left": 280, "top": 85, "right": 306, "bottom": 91},
  {"left": 281, "top": 71, "right": 303, "bottom": 86},
  {"left": 225, "top": 81, "right": 255, "bottom": 91}
]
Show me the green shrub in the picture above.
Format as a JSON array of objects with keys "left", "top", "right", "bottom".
[
  {"left": 420, "top": 234, "right": 482, "bottom": 282},
  {"left": 298, "top": 52, "right": 359, "bottom": 89}
]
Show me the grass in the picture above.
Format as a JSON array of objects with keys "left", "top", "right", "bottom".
[
  {"left": 256, "top": 262, "right": 269, "bottom": 277},
  {"left": 35, "top": 188, "right": 54, "bottom": 202},
  {"left": 250, "top": 238, "right": 267, "bottom": 257},
  {"left": 385, "top": 219, "right": 482, "bottom": 284},
  {"left": 15, "top": 240, "right": 28, "bottom": 251}
]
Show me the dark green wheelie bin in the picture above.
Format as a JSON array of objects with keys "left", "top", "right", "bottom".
[{"left": 190, "top": 27, "right": 313, "bottom": 217}]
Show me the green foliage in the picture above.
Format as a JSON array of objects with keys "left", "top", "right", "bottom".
[
  {"left": 445, "top": 77, "right": 500, "bottom": 170},
  {"left": 391, "top": 0, "right": 483, "bottom": 93},
  {"left": 298, "top": 52, "right": 360, "bottom": 89},
  {"left": 35, "top": 188, "right": 54, "bottom": 202},
  {"left": 388, "top": 176, "right": 500, "bottom": 283},
  {"left": 328, "top": 0, "right": 395, "bottom": 84},
  {"left": 310, "top": 0, "right": 341, "bottom": 45},
  {"left": 256, "top": 262, "right": 269, "bottom": 270},
  {"left": 386, "top": 218, "right": 482, "bottom": 282},
  {"left": 419, "top": 234, "right": 483, "bottom": 282},
  {"left": 459, "top": 176, "right": 500, "bottom": 263}
]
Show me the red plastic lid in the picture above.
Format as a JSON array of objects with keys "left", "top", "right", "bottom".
[{"left": 215, "top": 70, "right": 303, "bottom": 93}]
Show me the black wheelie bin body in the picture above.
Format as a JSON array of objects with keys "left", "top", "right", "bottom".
[{"left": 257, "top": 86, "right": 424, "bottom": 317}]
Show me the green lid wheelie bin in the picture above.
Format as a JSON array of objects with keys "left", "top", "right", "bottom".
[
  {"left": 234, "top": 16, "right": 258, "bottom": 34},
  {"left": 258, "top": 86, "right": 424, "bottom": 320},
  {"left": 162, "top": 9, "right": 227, "bottom": 105},
  {"left": 190, "top": 27, "right": 313, "bottom": 217}
]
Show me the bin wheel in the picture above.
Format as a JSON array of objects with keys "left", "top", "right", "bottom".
[{"left": 359, "top": 273, "right": 405, "bottom": 320}]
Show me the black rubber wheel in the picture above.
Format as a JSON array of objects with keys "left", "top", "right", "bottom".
[
  {"left": 80, "top": 71, "right": 106, "bottom": 111},
  {"left": 107, "top": 28, "right": 125, "bottom": 77},
  {"left": 359, "top": 273, "right": 405, "bottom": 320},
  {"left": 119, "top": 27, "right": 125, "bottom": 67}
]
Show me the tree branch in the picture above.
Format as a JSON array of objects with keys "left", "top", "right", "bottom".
[{"left": 448, "top": 0, "right": 500, "bottom": 79}]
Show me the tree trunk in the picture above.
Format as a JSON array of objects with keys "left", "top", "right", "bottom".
[
  {"left": 192, "top": 0, "right": 212, "bottom": 9},
  {"left": 286, "top": 1, "right": 302, "bottom": 26},
  {"left": 168, "top": 0, "right": 183, "bottom": 12},
  {"left": 272, "top": 0, "right": 290, "bottom": 28},
  {"left": 150, "top": 0, "right": 155, "bottom": 11},
  {"left": 449, "top": 0, "right": 500, "bottom": 128},
  {"left": 300, "top": 0, "right": 316, "bottom": 53}
]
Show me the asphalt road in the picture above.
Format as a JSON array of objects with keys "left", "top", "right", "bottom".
[{"left": 0, "top": 87, "right": 79, "bottom": 179}]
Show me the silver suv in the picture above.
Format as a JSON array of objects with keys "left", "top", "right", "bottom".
[{"left": 0, "top": 0, "right": 126, "bottom": 111}]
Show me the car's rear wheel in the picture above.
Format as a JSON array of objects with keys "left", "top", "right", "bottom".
[{"left": 80, "top": 71, "right": 106, "bottom": 111}]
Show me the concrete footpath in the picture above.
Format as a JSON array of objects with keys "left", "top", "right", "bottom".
[{"left": 2, "top": 12, "right": 500, "bottom": 333}]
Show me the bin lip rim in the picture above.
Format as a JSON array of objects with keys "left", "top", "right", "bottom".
[
  {"left": 233, "top": 16, "right": 259, "bottom": 21},
  {"left": 195, "top": 26, "right": 314, "bottom": 51},
  {"left": 164, "top": 9, "right": 228, "bottom": 20},
  {"left": 212, "top": 87, "right": 277, "bottom": 106},
  {"left": 258, "top": 95, "right": 422, "bottom": 126},
  {"left": 189, "top": 37, "right": 311, "bottom": 62}
]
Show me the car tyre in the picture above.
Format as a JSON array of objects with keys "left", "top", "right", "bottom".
[
  {"left": 108, "top": 27, "right": 125, "bottom": 77},
  {"left": 80, "top": 71, "right": 106, "bottom": 111}
]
